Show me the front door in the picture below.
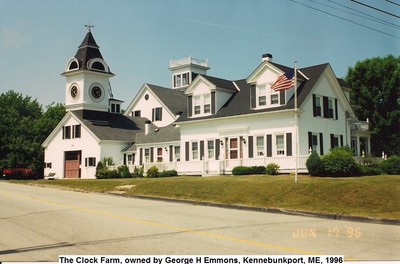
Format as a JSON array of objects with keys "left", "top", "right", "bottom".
[{"left": 64, "top": 151, "right": 81, "bottom": 178}]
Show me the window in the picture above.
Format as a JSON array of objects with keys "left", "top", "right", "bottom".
[
  {"left": 45, "top": 162, "right": 52, "bottom": 168},
  {"left": 194, "top": 96, "right": 201, "bottom": 115},
  {"left": 157, "top": 148, "right": 163, "bottom": 162},
  {"left": 271, "top": 94, "right": 279, "bottom": 105},
  {"left": 256, "top": 136, "right": 264, "bottom": 156},
  {"left": 144, "top": 149, "right": 150, "bottom": 163},
  {"left": 63, "top": 125, "right": 81, "bottom": 139},
  {"left": 133, "top": 110, "right": 141, "bottom": 117},
  {"left": 110, "top": 103, "right": 120, "bottom": 113},
  {"left": 328, "top": 98, "right": 334, "bottom": 119},
  {"left": 314, "top": 96, "right": 322, "bottom": 117},
  {"left": 207, "top": 140, "right": 214, "bottom": 159},
  {"left": 73, "top": 125, "right": 81, "bottom": 138},
  {"left": 331, "top": 134, "right": 340, "bottom": 148},
  {"left": 173, "top": 72, "right": 190, "bottom": 88},
  {"left": 85, "top": 157, "right": 96, "bottom": 167},
  {"left": 152, "top": 107, "right": 162, "bottom": 121},
  {"left": 174, "top": 146, "right": 180, "bottom": 161},
  {"left": 192, "top": 142, "right": 198, "bottom": 160},
  {"left": 276, "top": 135, "right": 285, "bottom": 155},
  {"left": 258, "top": 85, "right": 266, "bottom": 106},
  {"left": 312, "top": 134, "right": 319, "bottom": 153},
  {"left": 63, "top": 126, "right": 71, "bottom": 139},
  {"left": 127, "top": 154, "right": 133, "bottom": 165},
  {"left": 204, "top": 94, "right": 211, "bottom": 113}
]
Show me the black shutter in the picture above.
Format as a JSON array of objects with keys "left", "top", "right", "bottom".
[
  {"left": 319, "top": 133, "right": 324, "bottom": 155},
  {"left": 85, "top": 158, "right": 87, "bottom": 167},
  {"left": 248, "top": 136, "right": 254, "bottom": 158},
  {"left": 200, "top": 140, "right": 204, "bottom": 160},
  {"left": 123, "top": 154, "right": 127, "bottom": 165},
  {"left": 323, "top": 96, "right": 329, "bottom": 118},
  {"left": 185, "top": 142, "right": 190, "bottom": 161},
  {"left": 312, "top": 95, "right": 317, "bottom": 117},
  {"left": 266, "top": 134, "right": 272, "bottom": 157},
  {"left": 308, "top": 132, "right": 313, "bottom": 151},
  {"left": 139, "top": 148, "right": 143, "bottom": 165},
  {"left": 152, "top": 108, "right": 155, "bottom": 122},
  {"left": 330, "top": 134, "right": 334, "bottom": 149},
  {"left": 215, "top": 139, "right": 220, "bottom": 160},
  {"left": 250, "top": 85, "right": 256, "bottom": 109},
  {"left": 159, "top": 108, "right": 162, "bottom": 121},
  {"left": 340, "top": 135, "right": 344, "bottom": 146},
  {"left": 62, "top": 126, "right": 65, "bottom": 139},
  {"left": 188, "top": 96, "right": 192, "bottom": 117},
  {"left": 286, "top": 133, "right": 292, "bottom": 156},
  {"left": 211, "top": 91, "right": 216, "bottom": 114},
  {"left": 280, "top": 91, "right": 286, "bottom": 105},
  {"left": 150, "top": 147, "right": 154, "bottom": 162},
  {"left": 335, "top": 98, "right": 338, "bottom": 120},
  {"left": 169, "top": 145, "right": 173, "bottom": 162}
]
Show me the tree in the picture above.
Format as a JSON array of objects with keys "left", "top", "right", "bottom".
[
  {"left": 0, "top": 90, "right": 65, "bottom": 174},
  {"left": 345, "top": 55, "right": 400, "bottom": 156}
]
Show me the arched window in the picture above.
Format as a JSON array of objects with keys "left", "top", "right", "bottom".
[
  {"left": 68, "top": 61, "right": 78, "bottom": 70},
  {"left": 91, "top": 61, "right": 105, "bottom": 71}
]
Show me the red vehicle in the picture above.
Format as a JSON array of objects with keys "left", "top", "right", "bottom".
[{"left": 2, "top": 168, "right": 39, "bottom": 180}]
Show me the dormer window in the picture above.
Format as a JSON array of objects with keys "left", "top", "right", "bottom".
[
  {"left": 91, "top": 61, "right": 105, "bottom": 71},
  {"left": 192, "top": 93, "right": 212, "bottom": 116},
  {"left": 271, "top": 93, "right": 279, "bottom": 105},
  {"left": 69, "top": 61, "right": 78, "bottom": 70},
  {"left": 258, "top": 85, "right": 267, "bottom": 106}
]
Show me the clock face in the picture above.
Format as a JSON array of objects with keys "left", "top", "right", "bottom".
[
  {"left": 70, "top": 85, "right": 79, "bottom": 100},
  {"left": 89, "top": 85, "right": 105, "bottom": 102}
]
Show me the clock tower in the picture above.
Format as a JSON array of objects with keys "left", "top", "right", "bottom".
[{"left": 63, "top": 28, "right": 114, "bottom": 112}]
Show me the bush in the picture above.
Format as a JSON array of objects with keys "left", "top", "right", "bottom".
[
  {"left": 146, "top": 166, "right": 159, "bottom": 178},
  {"left": 107, "top": 169, "right": 120, "bottom": 179},
  {"left": 252, "top": 166, "right": 266, "bottom": 174},
  {"left": 132, "top": 166, "right": 144, "bottom": 178},
  {"left": 380, "top": 156, "right": 400, "bottom": 175},
  {"left": 306, "top": 151, "right": 323, "bottom": 176},
  {"left": 354, "top": 164, "right": 383, "bottom": 176},
  {"left": 159, "top": 170, "right": 178, "bottom": 178},
  {"left": 95, "top": 161, "right": 109, "bottom": 179},
  {"left": 265, "top": 163, "right": 279, "bottom": 175},
  {"left": 321, "top": 147, "right": 357, "bottom": 177},
  {"left": 118, "top": 165, "right": 131, "bottom": 178},
  {"left": 232, "top": 166, "right": 253, "bottom": 175}
]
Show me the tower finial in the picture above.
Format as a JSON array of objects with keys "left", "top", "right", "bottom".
[{"left": 85, "top": 23, "right": 94, "bottom": 32}]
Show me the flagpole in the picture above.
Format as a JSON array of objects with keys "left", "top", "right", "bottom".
[{"left": 294, "top": 61, "right": 298, "bottom": 183}]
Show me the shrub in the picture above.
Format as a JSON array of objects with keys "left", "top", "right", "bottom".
[
  {"left": 146, "top": 166, "right": 159, "bottom": 178},
  {"left": 265, "top": 163, "right": 279, "bottom": 175},
  {"left": 159, "top": 170, "right": 178, "bottom": 178},
  {"left": 306, "top": 151, "right": 323, "bottom": 176},
  {"left": 95, "top": 161, "right": 109, "bottom": 179},
  {"left": 354, "top": 164, "right": 383, "bottom": 176},
  {"left": 232, "top": 166, "right": 253, "bottom": 175},
  {"left": 321, "top": 147, "right": 357, "bottom": 177},
  {"left": 380, "top": 156, "right": 400, "bottom": 175},
  {"left": 118, "top": 165, "right": 131, "bottom": 178},
  {"left": 132, "top": 166, "right": 144, "bottom": 178},
  {"left": 107, "top": 169, "right": 120, "bottom": 179},
  {"left": 252, "top": 166, "right": 266, "bottom": 174}
]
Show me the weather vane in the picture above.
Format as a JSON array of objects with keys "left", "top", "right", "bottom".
[{"left": 85, "top": 23, "right": 94, "bottom": 32}]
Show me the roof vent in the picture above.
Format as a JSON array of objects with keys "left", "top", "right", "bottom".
[{"left": 262, "top": 53, "right": 273, "bottom": 62}]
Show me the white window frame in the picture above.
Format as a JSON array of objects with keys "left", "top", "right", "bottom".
[
  {"left": 207, "top": 140, "right": 215, "bottom": 159},
  {"left": 312, "top": 133, "right": 320, "bottom": 154},
  {"left": 314, "top": 95, "right": 322, "bottom": 117},
  {"left": 256, "top": 136, "right": 265, "bottom": 157},
  {"left": 276, "top": 134, "right": 285, "bottom": 156},
  {"left": 174, "top": 146, "right": 180, "bottom": 162},
  {"left": 257, "top": 85, "right": 267, "bottom": 107},
  {"left": 192, "top": 142, "right": 199, "bottom": 160},
  {"left": 270, "top": 93, "right": 279, "bottom": 105},
  {"left": 328, "top": 98, "right": 335, "bottom": 119},
  {"left": 192, "top": 93, "right": 212, "bottom": 116}
]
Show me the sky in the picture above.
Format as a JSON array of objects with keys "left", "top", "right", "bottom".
[{"left": 1, "top": 0, "right": 399, "bottom": 109}]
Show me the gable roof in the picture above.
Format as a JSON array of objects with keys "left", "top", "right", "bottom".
[
  {"left": 72, "top": 110, "right": 147, "bottom": 141},
  {"left": 175, "top": 63, "right": 332, "bottom": 123},
  {"left": 146, "top": 84, "right": 187, "bottom": 114},
  {"left": 201, "top": 75, "right": 239, "bottom": 92},
  {"left": 136, "top": 124, "right": 180, "bottom": 145}
]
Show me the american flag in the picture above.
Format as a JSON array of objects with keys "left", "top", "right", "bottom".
[{"left": 271, "top": 69, "right": 295, "bottom": 91}]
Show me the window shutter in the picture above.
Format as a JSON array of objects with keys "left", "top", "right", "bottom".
[
  {"left": 85, "top": 158, "right": 88, "bottom": 167},
  {"left": 169, "top": 145, "right": 173, "bottom": 162},
  {"left": 250, "top": 85, "right": 256, "bottom": 109},
  {"left": 150, "top": 147, "right": 154, "bottom": 162},
  {"left": 286, "top": 133, "right": 292, "bottom": 156},
  {"left": 248, "top": 136, "right": 254, "bottom": 158},
  {"left": 312, "top": 95, "right": 317, "bottom": 117},
  {"left": 319, "top": 133, "right": 324, "bottom": 155},
  {"left": 185, "top": 142, "right": 190, "bottom": 161},
  {"left": 308, "top": 132, "right": 313, "bottom": 152},
  {"left": 139, "top": 148, "right": 143, "bottom": 165},
  {"left": 323, "top": 96, "right": 329, "bottom": 118},
  {"left": 280, "top": 91, "right": 286, "bottom": 105},
  {"left": 266, "top": 134, "right": 272, "bottom": 157},
  {"left": 200, "top": 140, "right": 204, "bottom": 160},
  {"left": 215, "top": 139, "right": 220, "bottom": 160},
  {"left": 330, "top": 134, "right": 334, "bottom": 149},
  {"left": 211, "top": 92, "right": 216, "bottom": 114},
  {"left": 62, "top": 126, "right": 65, "bottom": 139},
  {"left": 335, "top": 98, "right": 338, "bottom": 120},
  {"left": 188, "top": 96, "right": 192, "bottom": 117},
  {"left": 159, "top": 108, "right": 162, "bottom": 121},
  {"left": 340, "top": 135, "right": 344, "bottom": 146},
  {"left": 152, "top": 108, "right": 155, "bottom": 122}
]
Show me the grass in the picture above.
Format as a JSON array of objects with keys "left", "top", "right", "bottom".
[{"left": 14, "top": 175, "right": 400, "bottom": 221}]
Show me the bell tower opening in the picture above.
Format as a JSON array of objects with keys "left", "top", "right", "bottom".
[{"left": 169, "top": 56, "right": 210, "bottom": 91}]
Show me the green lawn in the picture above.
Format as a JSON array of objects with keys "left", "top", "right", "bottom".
[{"left": 15, "top": 175, "right": 400, "bottom": 221}]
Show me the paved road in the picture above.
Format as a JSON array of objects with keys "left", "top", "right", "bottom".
[{"left": 0, "top": 181, "right": 399, "bottom": 262}]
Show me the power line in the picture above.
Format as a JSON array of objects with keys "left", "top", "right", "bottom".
[
  {"left": 384, "top": 0, "right": 400, "bottom": 8},
  {"left": 288, "top": 0, "right": 400, "bottom": 39},
  {"left": 327, "top": 0, "right": 400, "bottom": 29},
  {"left": 350, "top": 0, "right": 400, "bottom": 19}
]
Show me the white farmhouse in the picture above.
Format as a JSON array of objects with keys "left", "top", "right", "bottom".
[{"left": 43, "top": 31, "right": 371, "bottom": 178}]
